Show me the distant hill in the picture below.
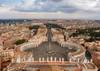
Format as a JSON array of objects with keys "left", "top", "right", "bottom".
[{"left": 0, "top": 19, "right": 100, "bottom": 26}]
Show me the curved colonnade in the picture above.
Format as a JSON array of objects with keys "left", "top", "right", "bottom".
[
  {"left": 20, "top": 36, "right": 47, "bottom": 51},
  {"left": 18, "top": 24, "right": 85, "bottom": 63},
  {"left": 19, "top": 39, "right": 85, "bottom": 63}
]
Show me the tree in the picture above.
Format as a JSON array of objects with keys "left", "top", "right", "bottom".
[
  {"left": 98, "top": 67, "right": 100, "bottom": 71},
  {"left": 14, "top": 39, "right": 27, "bottom": 45},
  {"left": 85, "top": 50, "right": 92, "bottom": 61},
  {"left": 29, "top": 25, "right": 39, "bottom": 30}
]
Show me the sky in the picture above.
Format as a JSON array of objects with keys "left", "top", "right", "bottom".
[{"left": 0, "top": 0, "right": 100, "bottom": 19}]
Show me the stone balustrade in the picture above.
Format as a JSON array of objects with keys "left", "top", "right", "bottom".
[{"left": 13, "top": 56, "right": 66, "bottom": 63}]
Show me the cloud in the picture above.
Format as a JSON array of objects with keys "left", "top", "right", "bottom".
[
  {"left": 14, "top": 0, "right": 100, "bottom": 13},
  {"left": 1, "top": 0, "right": 100, "bottom": 12},
  {"left": 68, "top": 0, "right": 100, "bottom": 11},
  {"left": 0, "top": 6, "right": 12, "bottom": 13},
  {"left": 0, "top": 0, "right": 100, "bottom": 19}
]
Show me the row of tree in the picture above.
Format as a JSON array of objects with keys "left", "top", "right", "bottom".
[{"left": 70, "top": 27, "right": 100, "bottom": 42}]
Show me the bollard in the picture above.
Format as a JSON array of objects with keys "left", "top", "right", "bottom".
[
  {"left": 90, "top": 59, "right": 93, "bottom": 63},
  {"left": 50, "top": 56, "right": 53, "bottom": 62},
  {"left": 42, "top": 57, "right": 45, "bottom": 62},
  {"left": 54, "top": 57, "right": 57, "bottom": 62},
  {"left": 32, "top": 57, "right": 34, "bottom": 62},
  {"left": 62, "top": 58, "right": 64, "bottom": 62},
  {"left": 39, "top": 57, "right": 41, "bottom": 62},
  {"left": 77, "top": 58, "right": 80, "bottom": 63},
  {"left": 59, "top": 57, "right": 61, "bottom": 62},
  {"left": 47, "top": 57, "right": 49, "bottom": 62},
  {"left": 69, "top": 58, "right": 72, "bottom": 62}
]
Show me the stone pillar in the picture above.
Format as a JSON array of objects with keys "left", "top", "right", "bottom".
[
  {"left": 50, "top": 56, "right": 53, "bottom": 62},
  {"left": 28, "top": 54, "right": 33, "bottom": 62},
  {"left": 77, "top": 58, "right": 80, "bottom": 63},
  {"left": 62, "top": 58, "right": 64, "bottom": 62},
  {"left": 59, "top": 57, "right": 61, "bottom": 62},
  {"left": 32, "top": 57, "right": 34, "bottom": 62},
  {"left": 90, "top": 59, "right": 93, "bottom": 63},
  {"left": 47, "top": 57, "right": 49, "bottom": 62},
  {"left": 42, "top": 57, "right": 45, "bottom": 62},
  {"left": 83, "top": 58, "right": 87, "bottom": 63},
  {"left": 11, "top": 58, "right": 14, "bottom": 63},
  {"left": 69, "top": 58, "right": 72, "bottom": 62},
  {"left": 17, "top": 55, "right": 21, "bottom": 63},
  {"left": 39, "top": 57, "right": 41, "bottom": 62},
  {"left": 54, "top": 57, "right": 57, "bottom": 62}
]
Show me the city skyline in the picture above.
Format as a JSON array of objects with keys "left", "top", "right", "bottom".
[{"left": 0, "top": 0, "right": 100, "bottom": 19}]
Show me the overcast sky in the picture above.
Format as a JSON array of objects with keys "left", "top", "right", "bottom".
[{"left": 0, "top": 0, "right": 100, "bottom": 19}]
